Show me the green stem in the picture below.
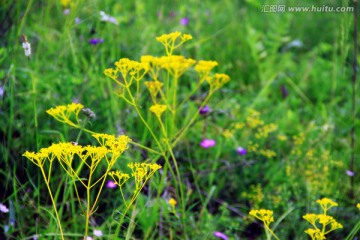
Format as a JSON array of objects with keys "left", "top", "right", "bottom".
[
  {"left": 84, "top": 169, "right": 93, "bottom": 238},
  {"left": 172, "top": 92, "right": 213, "bottom": 148},
  {"left": 264, "top": 224, "right": 280, "bottom": 240},
  {"left": 39, "top": 167, "right": 64, "bottom": 240}
]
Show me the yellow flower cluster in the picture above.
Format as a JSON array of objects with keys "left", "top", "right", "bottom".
[
  {"left": 249, "top": 209, "right": 274, "bottom": 225},
  {"left": 255, "top": 123, "right": 278, "bottom": 139},
  {"left": 104, "top": 32, "right": 231, "bottom": 122},
  {"left": 249, "top": 209, "right": 279, "bottom": 240},
  {"left": 303, "top": 198, "right": 343, "bottom": 239},
  {"left": 277, "top": 134, "right": 287, "bottom": 141},
  {"left": 206, "top": 73, "right": 231, "bottom": 91},
  {"left": 156, "top": 31, "right": 192, "bottom": 55},
  {"left": 150, "top": 104, "right": 167, "bottom": 118},
  {"left": 162, "top": 55, "right": 196, "bottom": 78},
  {"left": 301, "top": 150, "right": 333, "bottom": 195},
  {"left": 246, "top": 109, "right": 264, "bottom": 129},
  {"left": 304, "top": 228, "right": 325, "bottom": 240},
  {"left": 128, "top": 162, "right": 162, "bottom": 190},
  {"left": 108, "top": 170, "right": 130, "bottom": 187},
  {"left": 316, "top": 198, "right": 338, "bottom": 212},
  {"left": 60, "top": 0, "right": 71, "bottom": 7},
  {"left": 222, "top": 129, "right": 234, "bottom": 139},
  {"left": 194, "top": 60, "right": 218, "bottom": 81},
  {"left": 144, "top": 81, "right": 163, "bottom": 102},
  {"left": 46, "top": 102, "right": 84, "bottom": 126},
  {"left": 234, "top": 122, "right": 245, "bottom": 130},
  {"left": 247, "top": 141, "right": 259, "bottom": 152},
  {"left": 241, "top": 184, "right": 264, "bottom": 209},
  {"left": 293, "top": 132, "right": 305, "bottom": 145},
  {"left": 258, "top": 149, "right": 277, "bottom": 158},
  {"left": 104, "top": 58, "right": 149, "bottom": 85},
  {"left": 23, "top": 134, "right": 131, "bottom": 179}
]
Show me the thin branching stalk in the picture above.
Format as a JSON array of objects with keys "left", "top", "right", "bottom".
[{"left": 350, "top": 0, "right": 358, "bottom": 199}]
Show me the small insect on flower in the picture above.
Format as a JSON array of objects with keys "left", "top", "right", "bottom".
[{"left": 22, "top": 34, "right": 31, "bottom": 60}]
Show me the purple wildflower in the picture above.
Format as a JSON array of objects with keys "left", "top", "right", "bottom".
[
  {"left": 214, "top": 231, "right": 228, "bottom": 240},
  {"left": 106, "top": 180, "right": 117, "bottom": 188},
  {"left": 199, "top": 105, "right": 210, "bottom": 115},
  {"left": 169, "top": 11, "right": 175, "bottom": 18},
  {"left": 88, "top": 38, "right": 104, "bottom": 45},
  {"left": 180, "top": 17, "right": 189, "bottom": 26},
  {"left": 0, "top": 86, "right": 4, "bottom": 97},
  {"left": 75, "top": 17, "right": 82, "bottom": 24},
  {"left": 236, "top": 146, "right": 247, "bottom": 156},
  {"left": 280, "top": 85, "right": 288, "bottom": 98},
  {"left": 200, "top": 139, "right": 216, "bottom": 148},
  {"left": 346, "top": 170, "right": 354, "bottom": 177},
  {"left": 63, "top": 9, "right": 70, "bottom": 15}
]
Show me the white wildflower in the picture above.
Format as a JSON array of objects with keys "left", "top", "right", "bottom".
[
  {"left": 94, "top": 229, "right": 103, "bottom": 237},
  {"left": 22, "top": 42, "right": 31, "bottom": 58},
  {"left": 100, "top": 11, "right": 118, "bottom": 25},
  {"left": 0, "top": 203, "right": 9, "bottom": 213}
]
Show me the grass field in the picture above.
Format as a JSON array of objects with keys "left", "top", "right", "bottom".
[{"left": 1, "top": 0, "right": 359, "bottom": 239}]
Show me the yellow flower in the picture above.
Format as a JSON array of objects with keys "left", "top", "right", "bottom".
[
  {"left": 156, "top": 32, "right": 192, "bottom": 55},
  {"left": 145, "top": 81, "right": 163, "bottom": 102},
  {"left": 108, "top": 170, "right": 130, "bottom": 187},
  {"left": 357, "top": 203, "right": 360, "bottom": 210},
  {"left": 304, "top": 228, "right": 325, "bottom": 240},
  {"left": 150, "top": 104, "right": 167, "bottom": 118},
  {"left": 247, "top": 141, "right": 259, "bottom": 152},
  {"left": 234, "top": 122, "right": 245, "bottom": 129},
  {"left": 258, "top": 149, "right": 277, "bottom": 158},
  {"left": 303, "top": 213, "right": 319, "bottom": 226},
  {"left": 159, "top": 55, "right": 196, "bottom": 78},
  {"left": 277, "top": 135, "right": 287, "bottom": 141},
  {"left": 206, "top": 73, "right": 230, "bottom": 91},
  {"left": 293, "top": 133, "right": 305, "bottom": 145},
  {"left": 246, "top": 109, "right": 264, "bottom": 129},
  {"left": 169, "top": 198, "right": 177, "bottom": 207},
  {"left": 316, "top": 198, "right": 338, "bottom": 212},
  {"left": 140, "top": 55, "right": 164, "bottom": 80},
  {"left": 255, "top": 123, "right": 277, "bottom": 139},
  {"left": 128, "top": 163, "right": 161, "bottom": 190},
  {"left": 46, "top": 103, "right": 84, "bottom": 126},
  {"left": 222, "top": 129, "right": 233, "bottom": 138},
  {"left": 249, "top": 209, "right": 274, "bottom": 225},
  {"left": 60, "top": 0, "right": 71, "bottom": 7},
  {"left": 194, "top": 60, "right": 218, "bottom": 81}
]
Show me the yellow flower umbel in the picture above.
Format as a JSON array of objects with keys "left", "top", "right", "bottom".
[
  {"left": 23, "top": 133, "right": 132, "bottom": 239},
  {"left": 104, "top": 58, "right": 149, "bottom": 87},
  {"left": 249, "top": 209, "right": 279, "bottom": 240},
  {"left": 128, "top": 162, "right": 162, "bottom": 191},
  {"left": 156, "top": 31, "right": 192, "bottom": 56},
  {"left": 206, "top": 73, "right": 231, "bottom": 93},
  {"left": 144, "top": 81, "right": 163, "bottom": 103},
  {"left": 303, "top": 198, "right": 343, "bottom": 239},
  {"left": 46, "top": 102, "right": 84, "bottom": 128},
  {"left": 150, "top": 104, "right": 167, "bottom": 119},
  {"left": 195, "top": 60, "right": 218, "bottom": 82},
  {"left": 159, "top": 55, "right": 196, "bottom": 78}
]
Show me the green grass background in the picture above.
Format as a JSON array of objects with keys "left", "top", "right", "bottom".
[{"left": 0, "top": 0, "right": 359, "bottom": 239}]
